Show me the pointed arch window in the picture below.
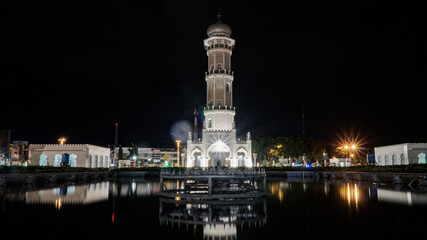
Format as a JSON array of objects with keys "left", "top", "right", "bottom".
[
  {"left": 226, "top": 83, "right": 230, "bottom": 92},
  {"left": 217, "top": 100, "right": 223, "bottom": 107}
]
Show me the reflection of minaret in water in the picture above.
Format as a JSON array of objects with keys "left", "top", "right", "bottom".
[
  {"left": 158, "top": 197, "right": 267, "bottom": 239},
  {"left": 193, "top": 109, "right": 198, "bottom": 140}
]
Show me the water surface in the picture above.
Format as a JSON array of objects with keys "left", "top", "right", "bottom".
[{"left": 1, "top": 178, "right": 426, "bottom": 239}]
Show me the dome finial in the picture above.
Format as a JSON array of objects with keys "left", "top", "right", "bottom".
[
  {"left": 217, "top": 9, "right": 222, "bottom": 21},
  {"left": 207, "top": 10, "right": 232, "bottom": 37}
]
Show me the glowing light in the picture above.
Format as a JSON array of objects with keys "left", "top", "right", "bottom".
[
  {"left": 58, "top": 138, "right": 66, "bottom": 145},
  {"left": 347, "top": 183, "right": 351, "bottom": 206},
  {"left": 55, "top": 199, "right": 62, "bottom": 210},
  {"left": 355, "top": 183, "right": 358, "bottom": 206},
  {"left": 211, "top": 140, "right": 229, "bottom": 152},
  {"left": 175, "top": 196, "right": 181, "bottom": 201},
  {"left": 334, "top": 127, "right": 368, "bottom": 162},
  {"left": 340, "top": 183, "right": 360, "bottom": 211},
  {"left": 176, "top": 140, "right": 181, "bottom": 167}
]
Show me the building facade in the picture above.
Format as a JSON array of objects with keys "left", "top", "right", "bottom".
[
  {"left": 186, "top": 14, "right": 252, "bottom": 168},
  {"left": 10, "top": 141, "right": 29, "bottom": 165},
  {"left": 0, "top": 130, "right": 11, "bottom": 164},
  {"left": 118, "top": 147, "right": 182, "bottom": 167},
  {"left": 374, "top": 143, "right": 427, "bottom": 166},
  {"left": 28, "top": 144, "right": 111, "bottom": 168}
]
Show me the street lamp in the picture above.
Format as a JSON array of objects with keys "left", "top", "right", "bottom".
[
  {"left": 176, "top": 140, "right": 181, "bottom": 167},
  {"left": 58, "top": 138, "right": 66, "bottom": 145},
  {"left": 340, "top": 143, "right": 358, "bottom": 166}
]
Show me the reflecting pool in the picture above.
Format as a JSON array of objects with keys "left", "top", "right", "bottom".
[{"left": 1, "top": 178, "right": 427, "bottom": 239}]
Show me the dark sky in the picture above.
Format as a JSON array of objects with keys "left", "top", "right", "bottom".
[{"left": 1, "top": 0, "right": 425, "bottom": 148}]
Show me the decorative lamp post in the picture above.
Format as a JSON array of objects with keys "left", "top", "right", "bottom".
[
  {"left": 176, "top": 140, "right": 181, "bottom": 167},
  {"left": 58, "top": 138, "right": 66, "bottom": 145}
]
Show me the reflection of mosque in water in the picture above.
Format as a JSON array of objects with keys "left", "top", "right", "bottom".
[
  {"left": 269, "top": 180, "right": 427, "bottom": 207},
  {"left": 336, "top": 182, "right": 427, "bottom": 207},
  {"left": 159, "top": 197, "right": 267, "bottom": 240},
  {"left": 3, "top": 181, "right": 160, "bottom": 210}
]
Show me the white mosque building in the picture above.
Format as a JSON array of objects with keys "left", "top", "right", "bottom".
[
  {"left": 186, "top": 14, "right": 253, "bottom": 168},
  {"left": 28, "top": 144, "right": 111, "bottom": 168}
]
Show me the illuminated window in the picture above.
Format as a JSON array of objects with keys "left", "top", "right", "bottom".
[
  {"left": 69, "top": 154, "right": 77, "bottom": 167},
  {"left": 39, "top": 154, "right": 48, "bottom": 166},
  {"left": 53, "top": 154, "right": 62, "bottom": 167},
  {"left": 392, "top": 154, "right": 398, "bottom": 165}
]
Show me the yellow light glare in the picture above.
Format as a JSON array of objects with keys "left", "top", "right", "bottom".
[{"left": 58, "top": 138, "right": 66, "bottom": 145}]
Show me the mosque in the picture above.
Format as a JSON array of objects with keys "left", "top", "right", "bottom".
[{"left": 186, "top": 14, "right": 252, "bottom": 168}]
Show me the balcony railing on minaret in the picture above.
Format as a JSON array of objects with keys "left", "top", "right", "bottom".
[
  {"left": 204, "top": 105, "right": 235, "bottom": 111},
  {"left": 204, "top": 43, "right": 234, "bottom": 51},
  {"left": 205, "top": 69, "right": 233, "bottom": 76}
]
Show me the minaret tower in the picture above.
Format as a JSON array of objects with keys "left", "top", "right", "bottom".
[
  {"left": 204, "top": 13, "right": 235, "bottom": 131},
  {"left": 186, "top": 13, "right": 252, "bottom": 168}
]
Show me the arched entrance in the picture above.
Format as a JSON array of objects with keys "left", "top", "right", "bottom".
[
  {"left": 61, "top": 153, "right": 70, "bottom": 166},
  {"left": 207, "top": 141, "right": 231, "bottom": 167},
  {"left": 238, "top": 153, "right": 245, "bottom": 167},
  {"left": 237, "top": 148, "right": 247, "bottom": 167},
  {"left": 192, "top": 149, "right": 202, "bottom": 167}
]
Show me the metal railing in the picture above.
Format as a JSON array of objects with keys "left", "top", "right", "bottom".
[
  {"left": 205, "top": 69, "right": 233, "bottom": 75},
  {"left": 160, "top": 167, "right": 265, "bottom": 176}
]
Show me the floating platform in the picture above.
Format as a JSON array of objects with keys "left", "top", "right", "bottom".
[{"left": 159, "top": 168, "right": 267, "bottom": 200}]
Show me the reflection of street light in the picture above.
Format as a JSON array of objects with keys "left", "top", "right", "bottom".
[{"left": 176, "top": 140, "right": 181, "bottom": 167}]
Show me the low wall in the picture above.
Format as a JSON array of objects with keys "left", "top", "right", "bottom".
[{"left": 266, "top": 171, "right": 426, "bottom": 184}]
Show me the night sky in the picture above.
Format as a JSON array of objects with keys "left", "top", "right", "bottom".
[{"left": 1, "top": 1, "right": 425, "bottom": 148}]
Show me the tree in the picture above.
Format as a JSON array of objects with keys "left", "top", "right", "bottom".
[
  {"left": 118, "top": 145, "right": 124, "bottom": 160},
  {"left": 252, "top": 136, "right": 326, "bottom": 165},
  {"left": 127, "top": 142, "right": 139, "bottom": 159}
]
